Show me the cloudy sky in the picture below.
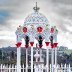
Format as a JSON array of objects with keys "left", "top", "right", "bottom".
[{"left": 0, "top": 0, "right": 72, "bottom": 49}]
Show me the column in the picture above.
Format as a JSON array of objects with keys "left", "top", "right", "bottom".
[
  {"left": 16, "top": 27, "right": 22, "bottom": 72},
  {"left": 46, "top": 47, "right": 49, "bottom": 72},
  {"left": 31, "top": 46, "right": 33, "bottom": 72},
  {"left": 16, "top": 36, "right": 22, "bottom": 72},
  {"left": 40, "top": 48, "right": 42, "bottom": 72},
  {"left": 30, "top": 41, "right": 34, "bottom": 72},
  {"left": 45, "top": 42, "right": 50, "bottom": 72},
  {"left": 26, "top": 49, "right": 28, "bottom": 72},
  {"left": 51, "top": 48, "right": 54, "bottom": 72},
  {"left": 55, "top": 48, "right": 57, "bottom": 72},
  {"left": 40, "top": 48, "right": 42, "bottom": 62},
  {"left": 17, "top": 47, "right": 21, "bottom": 72},
  {"left": 54, "top": 36, "right": 58, "bottom": 72}
]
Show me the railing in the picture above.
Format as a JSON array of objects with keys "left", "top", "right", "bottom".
[{"left": 0, "top": 64, "right": 72, "bottom": 72}]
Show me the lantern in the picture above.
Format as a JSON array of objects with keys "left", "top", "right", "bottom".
[
  {"left": 37, "top": 27, "right": 43, "bottom": 32},
  {"left": 23, "top": 27, "right": 27, "bottom": 33}
]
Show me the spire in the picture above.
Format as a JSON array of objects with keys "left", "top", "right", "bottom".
[{"left": 33, "top": 2, "right": 40, "bottom": 12}]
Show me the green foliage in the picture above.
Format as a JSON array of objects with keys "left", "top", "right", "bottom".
[
  {"left": 10, "top": 51, "right": 15, "bottom": 59},
  {"left": 0, "top": 50, "right": 2, "bottom": 59},
  {"left": 57, "top": 53, "right": 72, "bottom": 66}
]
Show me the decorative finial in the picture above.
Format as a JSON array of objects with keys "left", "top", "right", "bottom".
[{"left": 33, "top": 2, "right": 40, "bottom": 12}]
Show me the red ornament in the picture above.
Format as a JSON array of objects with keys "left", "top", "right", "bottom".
[
  {"left": 39, "top": 44, "right": 43, "bottom": 48},
  {"left": 45, "top": 42, "right": 50, "bottom": 46},
  {"left": 30, "top": 42, "right": 34, "bottom": 46},
  {"left": 25, "top": 44, "right": 29, "bottom": 48},
  {"left": 23, "top": 27, "right": 27, "bottom": 33},
  {"left": 15, "top": 42, "right": 22, "bottom": 48},
  {"left": 51, "top": 44, "right": 54, "bottom": 48},
  {"left": 37, "top": 27, "right": 43, "bottom": 32},
  {"left": 54, "top": 43, "right": 58, "bottom": 47},
  {"left": 50, "top": 27, "right": 54, "bottom": 33}
]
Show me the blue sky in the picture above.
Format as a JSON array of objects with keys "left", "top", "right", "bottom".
[{"left": 0, "top": 0, "right": 72, "bottom": 49}]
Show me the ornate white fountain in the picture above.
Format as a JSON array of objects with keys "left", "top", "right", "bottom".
[{"left": 15, "top": 2, "right": 58, "bottom": 72}]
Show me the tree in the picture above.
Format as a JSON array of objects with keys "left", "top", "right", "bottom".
[
  {"left": 10, "top": 51, "right": 15, "bottom": 59},
  {"left": 0, "top": 50, "right": 2, "bottom": 59}
]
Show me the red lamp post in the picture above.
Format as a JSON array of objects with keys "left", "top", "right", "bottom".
[{"left": 23, "top": 27, "right": 27, "bottom": 33}]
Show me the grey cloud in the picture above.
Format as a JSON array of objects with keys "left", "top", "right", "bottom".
[
  {"left": 50, "top": 0, "right": 72, "bottom": 18},
  {"left": 70, "top": 32, "right": 72, "bottom": 35},
  {"left": 54, "top": 7, "right": 72, "bottom": 18},
  {"left": 51, "top": 0, "right": 72, "bottom": 5},
  {"left": 0, "top": 0, "right": 33, "bottom": 21},
  {"left": 58, "top": 21, "right": 69, "bottom": 32},
  {"left": 0, "top": 39, "right": 15, "bottom": 47},
  {"left": 49, "top": 0, "right": 72, "bottom": 33}
]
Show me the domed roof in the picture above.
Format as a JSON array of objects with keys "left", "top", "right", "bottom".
[
  {"left": 24, "top": 12, "right": 48, "bottom": 25},
  {"left": 24, "top": 2, "right": 48, "bottom": 26}
]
